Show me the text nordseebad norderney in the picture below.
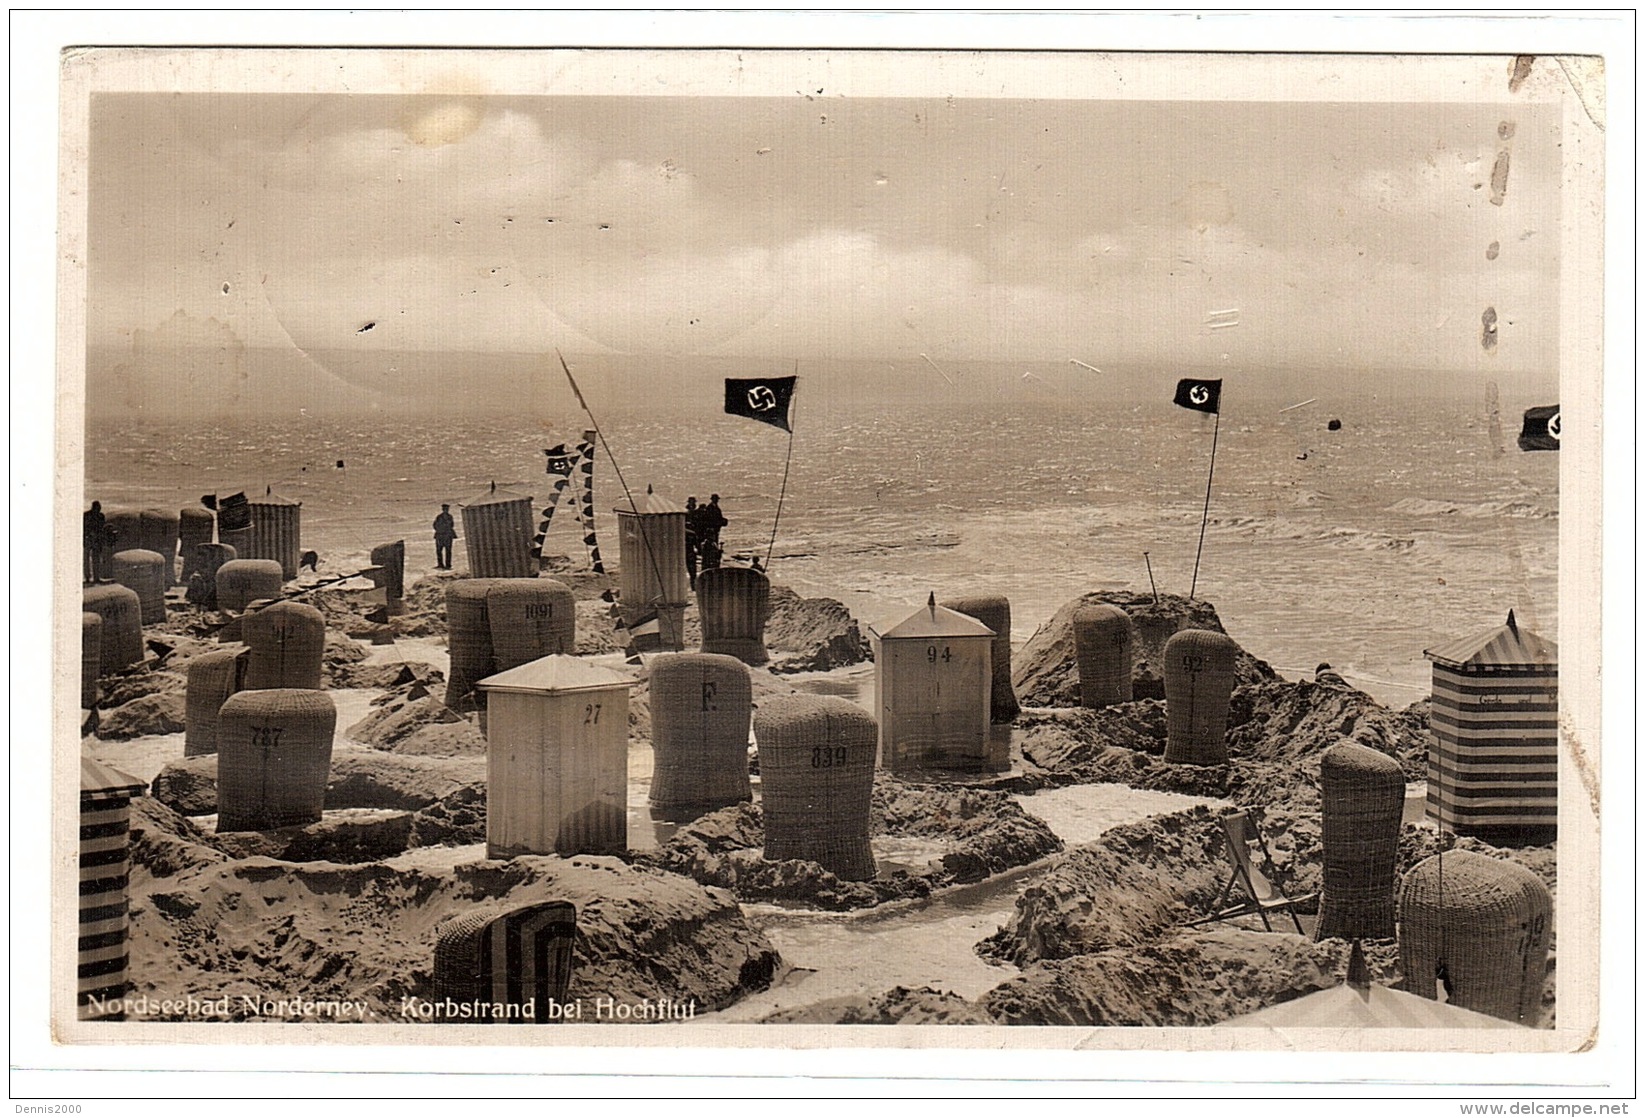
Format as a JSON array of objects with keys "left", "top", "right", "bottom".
[{"left": 81, "top": 992, "right": 697, "bottom": 1022}]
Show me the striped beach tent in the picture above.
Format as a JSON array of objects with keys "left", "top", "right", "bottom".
[
  {"left": 80, "top": 756, "right": 147, "bottom": 1021},
  {"left": 1424, "top": 610, "right": 1558, "bottom": 842}
]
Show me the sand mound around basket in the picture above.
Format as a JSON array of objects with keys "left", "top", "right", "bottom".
[
  {"left": 1013, "top": 592, "right": 1277, "bottom": 706},
  {"left": 763, "top": 587, "right": 873, "bottom": 674},
  {"left": 95, "top": 691, "right": 189, "bottom": 739},
  {"left": 641, "top": 778, "right": 1062, "bottom": 911},
  {"left": 1012, "top": 677, "right": 1430, "bottom": 813},
  {"left": 979, "top": 927, "right": 1349, "bottom": 1027},
  {"left": 151, "top": 747, "right": 486, "bottom": 817},
  {"left": 205, "top": 809, "right": 416, "bottom": 864},
  {"left": 125, "top": 852, "right": 781, "bottom": 1022},
  {"left": 978, "top": 805, "right": 1317, "bottom": 967}
]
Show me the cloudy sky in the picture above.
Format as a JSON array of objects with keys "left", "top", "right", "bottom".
[{"left": 87, "top": 72, "right": 1563, "bottom": 409}]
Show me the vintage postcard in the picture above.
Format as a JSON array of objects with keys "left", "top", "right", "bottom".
[{"left": 22, "top": 13, "right": 1631, "bottom": 1097}]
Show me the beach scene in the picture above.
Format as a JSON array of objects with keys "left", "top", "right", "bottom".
[{"left": 63, "top": 49, "right": 1588, "bottom": 1044}]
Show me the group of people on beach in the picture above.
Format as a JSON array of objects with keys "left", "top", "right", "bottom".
[
  {"left": 684, "top": 494, "right": 727, "bottom": 589},
  {"left": 428, "top": 493, "right": 730, "bottom": 584}
]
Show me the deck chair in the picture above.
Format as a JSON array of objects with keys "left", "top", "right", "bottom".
[
  {"left": 432, "top": 901, "right": 578, "bottom": 1023},
  {"left": 1191, "top": 810, "right": 1312, "bottom": 933}
]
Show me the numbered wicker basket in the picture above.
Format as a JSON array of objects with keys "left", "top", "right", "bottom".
[
  {"left": 83, "top": 585, "right": 144, "bottom": 674},
  {"left": 185, "top": 646, "right": 250, "bottom": 757},
  {"left": 445, "top": 579, "right": 498, "bottom": 712},
  {"left": 432, "top": 901, "right": 578, "bottom": 1023},
  {"left": 487, "top": 578, "right": 576, "bottom": 672},
  {"left": 215, "top": 559, "right": 284, "bottom": 612},
  {"left": 648, "top": 653, "right": 753, "bottom": 814},
  {"left": 1162, "top": 628, "right": 1237, "bottom": 765},
  {"left": 1072, "top": 603, "right": 1134, "bottom": 709},
  {"left": 215, "top": 689, "right": 336, "bottom": 832},
  {"left": 1398, "top": 849, "right": 1552, "bottom": 1024},
  {"left": 754, "top": 694, "right": 878, "bottom": 881},
  {"left": 941, "top": 593, "right": 1020, "bottom": 722},
  {"left": 243, "top": 601, "right": 327, "bottom": 690},
  {"left": 112, "top": 549, "right": 168, "bottom": 625},
  {"left": 1315, "top": 741, "right": 1405, "bottom": 940}
]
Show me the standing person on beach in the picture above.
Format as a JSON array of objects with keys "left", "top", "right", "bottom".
[
  {"left": 432, "top": 504, "right": 457, "bottom": 570},
  {"left": 698, "top": 493, "right": 727, "bottom": 573},
  {"left": 684, "top": 496, "right": 702, "bottom": 589},
  {"left": 83, "top": 500, "right": 106, "bottom": 584}
]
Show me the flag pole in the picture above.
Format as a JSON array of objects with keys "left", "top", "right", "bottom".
[
  {"left": 556, "top": 349, "right": 671, "bottom": 605},
  {"left": 764, "top": 363, "right": 798, "bottom": 571},
  {"left": 1189, "top": 408, "right": 1221, "bottom": 600}
]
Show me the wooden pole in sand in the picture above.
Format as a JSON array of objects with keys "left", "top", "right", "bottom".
[
  {"left": 764, "top": 364, "right": 798, "bottom": 572},
  {"left": 1190, "top": 408, "right": 1221, "bottom": 600}
]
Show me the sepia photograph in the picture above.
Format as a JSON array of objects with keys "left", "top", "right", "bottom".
[{"left": 16, "top": 11, "right": 1633, "bottom": 1100}]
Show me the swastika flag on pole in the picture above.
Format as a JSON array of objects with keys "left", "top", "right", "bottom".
[
  {"left": 1518, "top": 405, "right": 1561, "bottom": 452},
  {"left": 1173, "top": 378, "right": 1223, "bottom": 415},
  {"left": 725, "top": 376, "right": 797, "bottom": 432}
]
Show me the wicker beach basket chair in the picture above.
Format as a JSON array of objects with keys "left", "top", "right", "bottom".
[
  {"left": 1072, "top": 602, "right": 1135, "bottom": 709},
  {"left": 81, "top": 612, "right": 102, "bottom": 709},
  {"left": 184, "top": 646, "right": 250, "bottom": 757},
  {"left": 1398, "top": 849, "right": 1552, "bottom": 1024},
  {"left": 82, "top": 585, "right": 144, "bottom": 674},
  {"left": 754, "top": 694, "right": 878, "bottom": 881},
  {"left": 1316, "top": 741, "right": 1405, "bottom": 941},
  {"left": 242, "top": 601, "right": 327, "bottom": 691},
  {"left": 697, "top": 566, "right": 772, "bottom": 665},
  {"left": 432, "top": 901, "right": 578, "bottom": 1023},
  {"left": 215, "top": 689, "right": 336, "bottom": 832},
  {"left": 487, "top": 579, "right": 577, "bottom": 672},
  {"left": 112, "top": 549, "right": 168, "bottom": 625},
  {"left": 941, "top": 593, "right": 1020, "bottom": 723},
  {"left": 1163, "top": 628, "right": 1238, "bottom": 765},
  {"left": 215, "top": 559, "right": 284, "bottom": 612},
  {"left": 648, "top": 653, "right": 753, "bottom": 814},
  {"left": 445, "top": 579, "right": 498, "bottom": 712},
  {"left": 177, "top": 507, "right": 216, "bottom": 584}
]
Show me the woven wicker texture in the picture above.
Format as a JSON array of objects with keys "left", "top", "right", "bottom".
[
  {"left": 648, "top": 653, "right": 753, "bottom": 812},
  {"left": 215, "top": 559, "right": 285, "bottom": 612},
  {"left": 177, "top": 508, "right": 216, "bottom": 583},
  {"left": 112, "top": 549, "right": 168, "bottom": 625},
  {"left": 941, "top": 593, "right": 1020, "bottom": 722},
  {"left": 243, "top": 601, "right": 327, "bottom": 691},
  {"left": 1398, "top": 849, "right": 1552, "bottom": 1024},
  {"left": 103, "top": 508, "right": 144, "bottom": 558},
  {"left": 184, "top": 646, "right": 249, "bottom": 757},
  {"left": 1163, "top": 629, "right": 1238, "bottom": 765},
  {"left": 487, "top": 579, "right": 577, "bottom": 671},
  {"left": 215, "top": 689, "right": 336, "bottom": 832},
  {"left": 247, "top": 498, "right": 302, "bottom": 580},
  {"left": 754, "top": 694, "right": 878, "bottom": 881},
  {"left": 1315, "top": 741, "right": 1405, "bottom": 940},
  {"left": 219, "top": 526, "right": 252, "bottom": 560},
  {"left": 369, "top": 540, "right": 406, "bottom": 603},
  {"left": 463, "top": 497, "right": 537, "bottom": 578},
  {"left": 432, "top": 901, "right": 578, "bottom": 1023},
  {"left": 82, "top": 585, "right": 144, "bottom": 673},
  {"left": 445, "top": 580, "right": 498, "bottom": 712},
  {"left": 697, "top": 567, "right": 772, "bottom": 665},
  {"left": 81, "top": 612, "right": 102, "bottom": 708},
  {"left": 1073, "top": 603, "right": 1135, "bottom": 709},
  {"left": 137, "top": 509, "right": 181, "bottom": 586}
]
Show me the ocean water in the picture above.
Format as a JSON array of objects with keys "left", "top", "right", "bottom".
[{"left": 83, "top": 381, "right": 1558, "bottom": 707}]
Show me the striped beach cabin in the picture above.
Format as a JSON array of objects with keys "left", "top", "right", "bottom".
[
  {"left": 80, "top": 757, "right": 147, "bottom": 1020},
  {"left": 1424, "top": 610, "right": 1558, "bottom": 842}
]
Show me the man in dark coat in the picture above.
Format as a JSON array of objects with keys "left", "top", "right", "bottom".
[
  {"left": 684, "top": 496, "right": 702, "bottom": 589},
  {"left": 83, "top": 501, "right": 106, "bottom": 584},
  {"left": 433, "top": 504, "right": 457, "bottom": 570}
]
